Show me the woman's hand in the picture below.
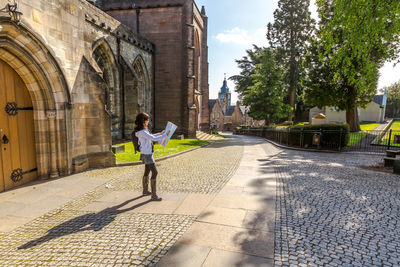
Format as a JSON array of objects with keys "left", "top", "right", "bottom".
[{"left": 161, "top": 130, "right": 165, "bottom": 135}]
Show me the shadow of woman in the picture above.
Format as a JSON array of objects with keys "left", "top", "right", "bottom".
[{"left": 18, "top": 195, "right": 152, "bottom": 250}]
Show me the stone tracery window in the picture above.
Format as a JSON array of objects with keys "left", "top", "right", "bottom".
[
  {"left": 92, "top": 40, "right": 121, "bottom": 139},
  {"left": 133, "top": 56, "right": 151, "bottom": 115},
  {"left": 92, "top": 43, "right": 118, "bottom": 115}
]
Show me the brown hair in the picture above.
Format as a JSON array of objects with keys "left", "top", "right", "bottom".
[{"left": 134, "top": 112, "right": 150, "bottom": 131}]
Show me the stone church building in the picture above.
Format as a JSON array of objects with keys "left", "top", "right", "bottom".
[
  {"left": 0, "top": 0, "right": 209, "bottom": 192},
  {"left": 210, "top": 77, "right": 249, "bottom": 131}
]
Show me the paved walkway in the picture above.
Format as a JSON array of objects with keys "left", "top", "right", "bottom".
[
  {"left": 0, "top": 134, "right": 396, "bottom": 266},
  {"left": 271, "top": 146, "right": 398, "bottom": 266},
  {"left": 156, "top": 136, "right": 277, "bottom": 266},
  {"left": 0, "top": 136, "right": 248, "bottom": 266}
]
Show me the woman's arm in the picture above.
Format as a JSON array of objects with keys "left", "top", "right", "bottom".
[
  {"left": 153, "top": 130, "right": 165, "bottom": 137},
  {"left": 140, "top": 130, "right": 166, "bottom": 142}
]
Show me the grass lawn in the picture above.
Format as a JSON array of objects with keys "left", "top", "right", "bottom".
[
  {"left": 212, "top": 133, "right": 225, "bottom": 138},
  {"left": 348, "top": 132, "right": 367, "bottom": 146},
  {"left": 389, "top": 121, "right": 400, "bottom": 131},
  {"left": 381, "top": 121, "right": 400, "bottom": 147},
  {"left": 348, "top": 123, "right": 380, "bottom": 146},
  {"left": 360, "top": 123, "right": 380, "bottom": 131},
  {"left": 115, "top": 139, "right": 209, "bottom": 163}
]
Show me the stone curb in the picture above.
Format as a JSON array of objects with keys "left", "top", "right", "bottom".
[{"left": 116, "top": 142, "right": 214, "bottom": 167}]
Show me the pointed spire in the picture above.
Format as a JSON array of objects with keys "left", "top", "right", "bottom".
[
  {"left": 220, "top": 74, "right": 229, "bottom": 93},
  {"left": 201, "top": 6, "right": 206, "bottom": 16}
]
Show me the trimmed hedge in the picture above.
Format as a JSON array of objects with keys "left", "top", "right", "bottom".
[
  {"left": 289, "top": 124, "right": 349, "bottom": 149},
  {"left": 290, "top": 123, "right": 349, "bottom": 132}
]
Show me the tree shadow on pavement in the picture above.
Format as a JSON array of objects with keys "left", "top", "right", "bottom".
[
  {"left": 260, "top": 148, "right": 397, "bottom": 265},
  {"left": 18, "top": 195, "right": 152, "bottom": 250},
  {"left": 231, "top": 148, "right": 282, "bottom": 266}
]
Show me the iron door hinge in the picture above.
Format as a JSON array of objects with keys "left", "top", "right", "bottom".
[
  {"left": 5, "top": 102, "right": 33, "bottom": 116},
  {"left": 10, "top": 168, "right": 37, "bottom": 183}
]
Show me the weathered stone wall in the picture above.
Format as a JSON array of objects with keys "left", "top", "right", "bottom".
[
  {"left": 199, "top": 6, "right": 210, "bottom": 133},
  {"left": 103, "top": 0, "right": 210, "bottom": 137},
  {"left": 0, "top": 0, "right": 153, "bottom": 179}
]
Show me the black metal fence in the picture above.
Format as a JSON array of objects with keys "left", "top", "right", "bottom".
[{"left": 235, "top": 128, "right": 400, "bottom": 153}]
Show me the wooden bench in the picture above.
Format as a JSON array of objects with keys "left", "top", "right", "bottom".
[
  {"left": 383, "top": 150, "right": 400, "bottom": 174},
  {"left": 384, "top": 157, "right": 396, "bottom": 167},
  {"left": 383, "top": 156, "right": 400, "bottom": 174},
  {"left": 394, "top": 159, "right": 400, "bottom": 174},
  {"left": 112, "top": 144, "right": 125, "bottom": 154},
  {"left": 386, "top": 150, "right": 400, "bottom": 158}
]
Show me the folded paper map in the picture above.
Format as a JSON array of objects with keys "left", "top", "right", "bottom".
[{"left": 159, "top": 121, "right": 177, "bottom": 147}]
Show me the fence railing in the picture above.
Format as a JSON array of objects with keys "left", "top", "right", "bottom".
[{"left": 235, "top": 128, "right": 400, "bottom": 153}]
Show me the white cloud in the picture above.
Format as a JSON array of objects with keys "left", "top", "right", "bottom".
[
  {"left": 215, "top": 27, "right": 268, "bottom": 47},
  {"left": 378, "top": 61, "right": 400, "bottom": 91}
]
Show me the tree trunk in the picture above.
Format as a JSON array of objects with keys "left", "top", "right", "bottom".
[
  {"left": 288, "top": 89, "right": 295, "bottom": 121},
  {"left": 265, "top": 117, "right": 270, "bottom": 126},
  {"left": 288, "top": 54, "right": 296, "bottom": 121},
  {"left": 346, "top": 108, "right": 360, "bottom": 132}
]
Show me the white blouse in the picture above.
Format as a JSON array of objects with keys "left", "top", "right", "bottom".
[{"left": 135, "top": 129, "right": 166, "bottom": 155}]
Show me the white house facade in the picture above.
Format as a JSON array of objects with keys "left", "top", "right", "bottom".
[{"left": 309, "top": 93, "right": 387, "bottom": 124}]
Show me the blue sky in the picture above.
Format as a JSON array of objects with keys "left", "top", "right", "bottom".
[{"left": 195, "top": 0, "right": 399, "bottom": 103}]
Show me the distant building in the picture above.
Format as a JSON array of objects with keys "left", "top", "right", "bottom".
[
  {"left": 209, "top": 77, "right": 250, "bottom": 131},
  {"left": 209, "top": 100, "right": 224, "bottom": 130},
  {"left": 309, "top": 93, "right": 387, "bottom": 124}
]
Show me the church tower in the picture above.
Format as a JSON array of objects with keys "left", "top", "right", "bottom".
[
  {"left": 218, "top": 75, "right": 231, "bottom": 112},
  {"left": 102, "top": 0, "right": 210, "bottom": 137}
]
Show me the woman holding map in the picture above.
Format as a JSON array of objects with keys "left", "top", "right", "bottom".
[{"left": 134, "top": 112, "right": 166, "bottom": 201}]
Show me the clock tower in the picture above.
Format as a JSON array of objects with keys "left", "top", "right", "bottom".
[{"left": 218, "top": 74, "right": 231, "bottom": 112}]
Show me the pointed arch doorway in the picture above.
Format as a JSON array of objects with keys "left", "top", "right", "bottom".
[{"left": 0, "top": 59, "right": 37, "bottom": 192}]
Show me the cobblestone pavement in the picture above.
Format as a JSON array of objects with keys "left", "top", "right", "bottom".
[
  {"left": 84, "top": 138, "right": 243, "bottom": 194},
  {"left": 1, "top": 211, "right": 194, "bottom": 266},
  {"left": 267, "top": 145, "right": 400, "bottom": 267},
  {"left": 0, "top": 137, "right": 243, "bottom": 266}
]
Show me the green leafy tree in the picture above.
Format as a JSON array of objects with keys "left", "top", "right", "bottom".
[
  {"left": 229, "top": 45, "right": 264, "bottom": 99},
  {"left": 383, "top": 81, "right": 400, "bottom": 118},
  {"left": 307, "top": 0, "right": 400, "bottom": 131},
  {"left": 267, "top": 0, "right": 314, "bottom": 120},
  {"left": 243, "top": 48, "right": 291, "bottom": 124}
]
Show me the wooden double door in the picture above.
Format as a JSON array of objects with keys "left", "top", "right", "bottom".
[{"left": 0, "top": 59, "right": 37, "bottom": 192}]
